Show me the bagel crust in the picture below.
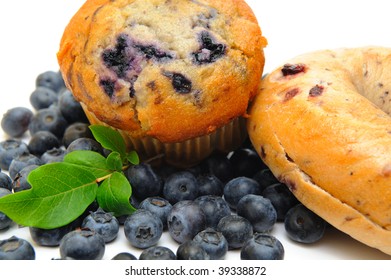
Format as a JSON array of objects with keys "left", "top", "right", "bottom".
[{"left": 248, "top": 47, "right": 391, "bottom": 255}]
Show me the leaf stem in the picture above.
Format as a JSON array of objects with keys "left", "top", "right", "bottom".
[{"left": 96, "top": 173, "right": 113, "bottom": 183}]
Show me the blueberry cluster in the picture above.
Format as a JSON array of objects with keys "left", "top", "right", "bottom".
[{"left": 0, "top": 70, "right": 327, "bottom": 260}]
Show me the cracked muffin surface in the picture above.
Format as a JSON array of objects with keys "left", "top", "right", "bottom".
[{"left": 57, "top": 0, "right": 266, "bottom": 143}]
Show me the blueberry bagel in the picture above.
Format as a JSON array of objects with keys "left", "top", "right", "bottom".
[
  {"left": 57, "top": 0, "right": 266, "bottom": 166},
  {"left": 248, "top": 47, "right": 391, "bottom": 255}
]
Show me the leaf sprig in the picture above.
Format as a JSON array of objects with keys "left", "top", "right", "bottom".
[{"left": 0, "top": 125, "right": 139, "bottom": 229}]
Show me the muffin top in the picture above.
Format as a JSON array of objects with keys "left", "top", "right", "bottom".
[{"left": 58, "top": 0, "right": 266, "bottom": 142}]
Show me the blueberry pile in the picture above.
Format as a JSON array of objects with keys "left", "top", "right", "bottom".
[{"left": 0, "top": 70, "right": 328, "bottom": 260}]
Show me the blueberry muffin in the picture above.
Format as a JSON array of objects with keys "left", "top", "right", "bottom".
[{"left": 57, "top": 0, "right": 267, "bottom": 166}]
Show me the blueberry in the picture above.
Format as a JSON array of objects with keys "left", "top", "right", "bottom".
[
  {"left": 28, "top": 131, "right": 60, "bottom": 157},
  {"left": 40, "top": 147, "right": 66, "bottom": 164},
  {"left": 62, "top": 122, "right": 93, "bottom": 148},
  {"left": 66, "top": 138, "right": 104, "bottom": 155},
  {"left": 112, "top": 252, "right": 138, "bottom": 260},
  {"left": 193, "top": 228, "right": 228, "bottom": 260},
  {"left": 284, "top": 204, "right": 327, "bottom": 244},
  {"left": 229, "top": 148, "right": 267, "bottom": 178},
  {"left": 236, "top": 194, "right": 277, "bottom": 233},
  {"left": 0, "top": 139, "right": 29, "bottom": 170},
  {"left": 1, "top": 107, "right": 33, "bottom": 137},
  {"left": 193, "top": 31, "right": 226, "bottom": 64},
  {"left": 0, "top": 172, "right": 12, "bottom": 191},
  {"left": 139, "top": 196, "right": 172, "bottom": 229},
  {"left": 125, "top": 163, "right": 163, "bottom": 201},
  {"left": 36, "top": 70, "right": 65, "bottom": 93},
  {"left": 196, "top": 173, "right": 224, "bottom": 196},
  {"left": 139, "top": 246, "right": 176, "bottom": 260},
  {"left": 0, "top": 236, "right": 35, "bottom": 260},
  {"left": 9, "top": 153, "right": 42, "bottom": 179},
  {"left": 0, "top": 188, "right": 13, "bottom": 230},
  {"left": 262, "top": 183, "right": 299, "bottom": 221},
  {"left": 123, "top": 209, "right": 163, "bottom": 249},
  {"left": 29, "top": 87, "right": 59, "bottom": 110},
  {"left": 28, "top": 107, "right": 68, "bottom": 139},
  {"left": 223, "top": 177, "right": 261, "bottom": 210},
  {"left": 29, "top": 223, "right": 73, "bottom": 247},
  {"left": 58, "top": 89, "right": 88, "bottom": 124},
  {"left": 59, "top": 228, "right": 105, "bottom": 260},
  {"left": 217, "top": 215, "right": 253, "bottom": 249},
  {"left": 12, "top": 165, "right": 39, "bottom": 192},
  {"left": 167, "top": 200, "right": 206, "bottom": 244},
  {"left": 252, "top": 168, "right": 280, "bottom": 191},
  {"left": 194, "top": 195, "right": 231, "bottom": 229},
  {"left": 82, "top": 208, "right": 120, "bottom": 243},
  {"left": 201, "top": 152, "right": 233, "bottom": 183},
  {"left": 163, "top": 72, "right": 192, "bottom": 94},
  {"left": 176, "top": 240, "right": 210, "bottom": 260},
  {"left": 163, "top": 171, "right": 198, "bottom": 204},
  {"left": 240, "top": 233, "right": 284, "bottom": 260}
]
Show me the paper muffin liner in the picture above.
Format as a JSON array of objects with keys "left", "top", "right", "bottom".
[{"left": 81, "top": 103, "right": 248, "bottom": 167}]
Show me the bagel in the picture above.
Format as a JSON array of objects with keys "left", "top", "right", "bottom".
[{"left": 247, "top": 47, "right": 391, "bottom": 255}]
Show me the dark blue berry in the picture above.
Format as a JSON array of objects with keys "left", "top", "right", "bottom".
[
  {"left": 229, "top": 148, "right": 267, "bottom": 178},
  {"left": 163, "top": 72, "right": 192, "bottom": 94},
  {"left": 252, "top": 168, "right": 280, "bottom": 191},
  {"left": 240, "top": 233, "right": 284, "bottom": 260},
  {"left": 0, "top": 236, "right": 35, "bottom": 260},
  {"left": 237, "top": 194, "right": 277, "bottom": 232},
  {"left": 59, "top": 228, "right": 105, "bottom": 260},
  {"left": 167, "top": 200, "right": 206, "bottom": 244},
  {"left": 123, "top": 209, "right": 163, "bottom": 249},
  {"left": 194, "top": 195, "right": 231, "bottom": 229},
  {"left": 40, "top": 147, "right": 66, "bottom": 164},
  {"left": 112, "top": 252, "right": 138, "bottom": 260},
  {"left": 66, "top": 138, "right": 104, "bottom": 155},
  {"left": 29, "top": 223, "right": 73, "bottom": 247},
  {"left": 58, "top": 89, "right": 88, "bottom": 124},
  {"left": 262, "top": 183, "right": 299, "bottom": 221},
  {"left": 139, "top": 196, "right": 172, "bottom": 230},
  {"left": 29, "top": 87, "right": 58, "bottom": 110},
  {"left": 134, "top": 44, "right": 174, "bottom": 61},
  {"left": 0, "top": 139, "right": 29, "bottom": 170},
  {"left": 201, "top": 152, "right": 233, "bottom": 183},
  {"left": 193, "top": 228, "right": 228, "bottom": 260},
  {"left": 217, "top": 215, "right": 253, "bottom": 249},
  {"left": 193, "top": 31, "right": 226, "bottom": 64},
  {"left": 12, "top": 165, "right": 39, "bottom": 192},
  {"left": 196, "top": 173, "right": 224, "bottom": 196},
  {"left": 284, "top": 204, "right": 326, "bottom": 244},
  {"left": 0, "top": 188, "right": 13, "bottom": 230},
  {"left": 0, "top": 172, "right": 12, "bottom": 191},
  {"left": 62, "top": 122, "right": 93, "bottom": 148},
  {"left": 139, "top": 246, "right": 176, "bottom": 260},
  {"left": 1, "top": 107, "right": 33, "bottom": 138},
  {"left": 163, "top": 171, "right": 198, "bottom": 204},
  {"left": 223, "top": 177, "right": 261, "bottom": 209},
  {"left": 82, "top": 208, "right": 120, "bottom": 243},
  {"left": 28, "top": 131, "right": 60, "bottom": 156},
  {"left": 9, "top": 153, "right": 42, "bottom": 179},
  {"left": 36, "top": 70, "right": 65, "bottom": 93},
  {"left": 125, "top": 163, "right": 163, "bottom": 201},
  {"left": 176, "top": 240, "right": 210, "bottom": 260},
  {"left": 28, "top": 107, "right": 68, "bottom": 139}
]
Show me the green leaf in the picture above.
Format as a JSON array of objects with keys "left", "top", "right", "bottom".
[
  {"left": 106, "top": 152, "right": 123, "bottom": 172},
  {"left": 63, "top": 150, "right": 112, "bottom": 178},
  {"left": 126, "top": 150, "right": 140, "bottom": 165},
  {"left": 89, "top": 125, "right": 126, "bottom": 156},
  {"left": 96, "top": 172, "right": 136, "bottom": 216},
  {"left": 0, "top": 163, "right": 98, "bottom": 229}
]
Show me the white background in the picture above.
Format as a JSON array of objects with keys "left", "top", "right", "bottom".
[{"left": 0, "top": 0, "right": 391, "bottom": 261}]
